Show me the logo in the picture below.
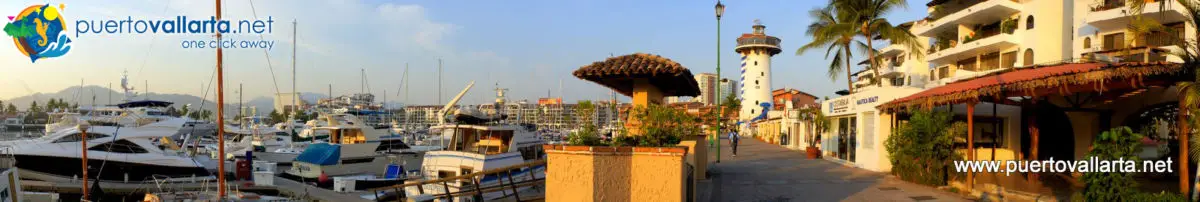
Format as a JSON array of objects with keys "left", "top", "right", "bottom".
[{"left": 4, "top": 4, "right": 71, "bottom": 63}]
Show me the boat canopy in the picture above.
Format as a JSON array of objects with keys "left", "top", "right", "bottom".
[
  {"left": 295, "top": 143, "right": 341, "bottom": 165},
  {"left": 116, "top": 100, "right": 173, "bottom": 108}
]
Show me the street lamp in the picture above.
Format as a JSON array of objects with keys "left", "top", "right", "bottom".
[{"left": 713, "top": 1, "right": 724, "bottom": 163}]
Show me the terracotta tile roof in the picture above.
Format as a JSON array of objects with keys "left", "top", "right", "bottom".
[
  {"left": 573, "top": 53, "right": 701, "bottom": 97},
  {"left": 880, "top": 62, "right": 1186, "bottom": 112}
]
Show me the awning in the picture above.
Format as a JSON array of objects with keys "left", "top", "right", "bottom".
[{"left": 879, "top": 62, "right": 1186, "bottom": 112}]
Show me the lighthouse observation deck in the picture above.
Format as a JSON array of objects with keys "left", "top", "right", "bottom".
[{"left": 735, "top": 23, "right": 781, "bottom": 55}]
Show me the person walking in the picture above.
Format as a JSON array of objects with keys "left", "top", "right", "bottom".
[{"left": 728, "top": 130, "right": 739, "bottom": 157}]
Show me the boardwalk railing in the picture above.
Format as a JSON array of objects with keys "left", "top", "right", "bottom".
[{"left": 367, "top": 160, "right": 547, "bottom": 202}]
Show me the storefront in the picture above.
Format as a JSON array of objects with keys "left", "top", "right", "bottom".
[{"left": 821, "top": 88, "right": 921, "bottom": 171}]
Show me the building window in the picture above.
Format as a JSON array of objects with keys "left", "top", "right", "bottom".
[
  {"left": 754, "top": 61, "right": 758, "bottom": 66},
  {"left": 1023, "top": 49, "right": 1034, "bottom": 66},
  {"left": 756, "top": 80, "right": 759, "bottom": 85},
  {"left": 1083, "top": 37, "right": 1092, "bottom": 49},
  {"left": 1026, "top": 15, "right": 1034, "bottom": 30},
  {"left": 1002, "top": 51, "right": 1017, "bottom": 69},
  {"left": 1103, "top": 33, "right": 1125, "bottom": 51},
  {"left": 761, "top": 72, "right": 764, "bottom": 76}
]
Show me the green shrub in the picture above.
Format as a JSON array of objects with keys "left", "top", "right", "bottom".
[
  {"left": 1080, "top": 127, "right": 1144, "bottom": 201},
  {"left": 565, "top": 104, "right": 694, "bottom": 147},
  {"left": 884, "top": 110, "right": 965, "bottom": 186},
  {"left": 1127, "top": 191, "right": 1188, "bottom": 202}
]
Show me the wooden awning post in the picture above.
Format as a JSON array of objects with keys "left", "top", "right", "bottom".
[
  {"left": 1027, "top": 98, "right": 1040, "bottom": 181},
  {"left": 967, "top": 102, "right": 977, "bottom": 191},
  {"left": 1180, "top": 98, "right": 1190, "bottom": 194}
]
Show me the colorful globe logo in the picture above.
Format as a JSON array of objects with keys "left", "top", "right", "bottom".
[{"left": 4, "top": 4, "right": 71, "bottom": 63}]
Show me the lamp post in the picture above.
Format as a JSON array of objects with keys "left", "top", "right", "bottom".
[
  {"left": 77, "top": 122, "right": 90, "bottom": 200},
  {"left": 713, "top": 1, "right": 724, "bottom": 163}
]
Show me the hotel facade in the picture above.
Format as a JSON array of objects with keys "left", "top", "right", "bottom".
[{"left": 817, "top": 0, "right": 1197, "bottom": 196}]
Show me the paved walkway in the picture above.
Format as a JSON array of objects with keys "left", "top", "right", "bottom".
[{"left": 700, "top": 138, "right": 972, "bottom": 202}]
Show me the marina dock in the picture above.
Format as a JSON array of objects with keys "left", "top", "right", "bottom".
[{"left": 20, "top": 176, "right": 374, "bottom": 201}]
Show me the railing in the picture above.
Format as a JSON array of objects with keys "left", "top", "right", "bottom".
[
  {"left": 368, "top": 159, "right": 547, "bottom": 202},
  {"left": 736, "top": 37, "right": 781, "bottom": 47}
]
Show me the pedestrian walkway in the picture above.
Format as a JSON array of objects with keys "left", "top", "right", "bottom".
[{"left": 699, "top": 138, "right": 971, "bottom": 202}]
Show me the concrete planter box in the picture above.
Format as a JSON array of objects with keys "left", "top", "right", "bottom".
[{"left": 544, "top": 144, "right": 689, "bottom": 202}]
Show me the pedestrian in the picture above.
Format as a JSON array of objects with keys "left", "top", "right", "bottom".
[{"left": 728, "top": 130, "right": 739, "bottom": 157}]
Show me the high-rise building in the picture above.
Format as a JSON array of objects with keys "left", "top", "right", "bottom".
[
  {"left": 694, "top": 73, "right": 718, "bottom": 105},
  {"left": 735, "top": 20, "right": 781, "bottom": 126},
  {"left": 718, "top": 78, "right": 737, "bottom": 103}
]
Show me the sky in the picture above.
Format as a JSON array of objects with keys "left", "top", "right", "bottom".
[{"left": 0, "top": 0, "right": 929, "bottom": 105}]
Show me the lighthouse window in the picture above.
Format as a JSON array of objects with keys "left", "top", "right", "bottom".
[
  {"left": 754, "top": 61, "right": 758, "bottom": 66},
  {"left": 761, "top": 72, "right": 764, "bottom": 76},
  {"left": 756, "top": 80, "right": 759, "bottom": 85}
]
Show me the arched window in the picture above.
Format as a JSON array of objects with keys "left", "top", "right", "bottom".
[
  {"left": 1026, "top": 15, "right": 1035, "bottom": 30},
  {"left": 1084, "top": 37, "right": 1091, "bottom": 49},
  {"left": 1023, "top": 49, "right": 1034, "bottom": 66}
]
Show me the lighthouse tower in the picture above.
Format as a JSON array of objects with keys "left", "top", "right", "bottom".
[{"left": 735, "top": 20, "right": 781, "bottom": 128}]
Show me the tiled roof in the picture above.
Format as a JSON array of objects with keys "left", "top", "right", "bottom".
[
  {"left": 573, "top": 53, "right": 701, "bottom": 97},
  {"left": 880, "top": 62, "right": 1186, "bottom": 112}
]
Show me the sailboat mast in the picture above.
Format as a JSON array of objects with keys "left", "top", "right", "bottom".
[
  {"left": 214, "top": 0, "right": 228, "bottom": 198},
  {"left": 292, "top": 19, "right": 298, "bottom": 123}
]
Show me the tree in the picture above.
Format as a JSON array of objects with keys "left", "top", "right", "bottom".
[
  {"left": 179, "top": 105, "right": 191, "bottom": 118},
  {"left": 268, "top": 110, "right": 284, "bottom": 125},
  {"left": 28, "top": 101, "right": 40, "bottom": 113},
  {"left": 5, "top": 104, "right": 15, "bottom": 115},
  {"left": 575, "top": 100, "right": 597, "bottom": 128},
  {"left": 834, "top": 0, "right": 924, "bottom": 87},
  {"left": 165, "top": 106, "right": 179, "bottom": 117},
  {"left": 200, "top": 110, "right": 213, "bottom": 121},
  {"left": 798, "top": 6, "right": 861, "bottom": 93}
]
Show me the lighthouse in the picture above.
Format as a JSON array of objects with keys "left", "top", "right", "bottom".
[{"left": 735, "top": 20, "right": 781, "bottom": 130}]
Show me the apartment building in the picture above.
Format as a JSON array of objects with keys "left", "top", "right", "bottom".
[
  {"left": 1074, "top": 0, "right": 1196, "bottom": 63},
  {"left": 914, "top": 0, "right": 1073, "bottom": 87}
]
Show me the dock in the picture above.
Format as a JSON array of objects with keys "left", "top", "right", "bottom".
[{"left": 21, "top": 176, "right": 374, "bottom": 202}]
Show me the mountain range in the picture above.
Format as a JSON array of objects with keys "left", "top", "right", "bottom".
[{"left": 0, "top": 85, "right": 349, "bottom": 116}]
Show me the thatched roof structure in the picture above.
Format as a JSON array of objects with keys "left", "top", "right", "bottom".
[
  {"left": 879, "top": 62, "right": 1188, "bottom": 112},
  {"left": 573, "top": 53, "right": 701, "bottom": 97}
]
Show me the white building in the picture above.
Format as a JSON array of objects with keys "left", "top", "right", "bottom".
[
  {"left": 735, "top": 21, "right": 781, "bottom": 132},
  {"left": 694, "top": 73, "right": 718, "bottom": 105},
  {"left": 719, "top": 78, "right": 737, "bottom": 102}
]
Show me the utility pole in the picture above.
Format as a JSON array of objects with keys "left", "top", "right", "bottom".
[
  {"left": 238, "top": 83, "right": 243, "bottom": 118},
  {"left": 107, "top": 83, "right": 111, "bottom": 105}
]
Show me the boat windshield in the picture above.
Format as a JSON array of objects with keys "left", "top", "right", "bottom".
[{"left": 445, "top": 127, "right": 513, "bottom": 155}]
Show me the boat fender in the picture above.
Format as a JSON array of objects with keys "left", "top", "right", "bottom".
[{"left": 318, "top": 172, "right": 330, "bottom": 183}]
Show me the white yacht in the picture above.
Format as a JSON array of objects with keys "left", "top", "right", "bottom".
[
  {"left": 399, "top": 81, "right": 547, "bottom": 201},
  {"left": 284, "top": 114, "right": 434, "bottom": 181},
  {"left": 0, "top": 117, "right": 213, "bottom": 183}
]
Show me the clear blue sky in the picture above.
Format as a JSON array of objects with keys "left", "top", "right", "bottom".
[{"left": 0, "top": 0, "right": 929, "bottom": 105}]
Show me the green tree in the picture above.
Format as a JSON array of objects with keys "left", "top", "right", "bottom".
[
  {"left": 179, "top": 105, "right": 191, "bottom": 118},
  {"left": 165, "top": 106, "right": 179, "bottom": 117},
  {"left": 797, "top": 6, "right": 860, "bottom": 92},
  {"left": 268, "top": 110, "right": 284, "bottom": 125},
  {"left": 5, "top": 104, "right": 15, "bottom": 115},
  {"left": 28, "top": 101, "right": 40, "bottom": 113},
  {"left": 834, "top": 0, "right": 924, "bottom": 87},
  {"left": 200, "top": 110, "right": 213, "bottom": 121}
]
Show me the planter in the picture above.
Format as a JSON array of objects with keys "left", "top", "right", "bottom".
[
  {"left": 805, "top": 146, "right": 821, "bottom": 159},
  {"left": 544, "top": 144, "right": 690, "bottom": 202}
]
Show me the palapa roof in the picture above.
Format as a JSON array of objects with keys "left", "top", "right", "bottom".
[
  {"left": 573, "top": 53, "right": 701, "bottom": 97},
  {"left": 879, "top": 62, "right": 1187, "bottom": 112}
]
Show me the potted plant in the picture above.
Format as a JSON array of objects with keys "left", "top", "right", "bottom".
[{"left": 801, "top": 107, "right": 829, "bottom": 159}]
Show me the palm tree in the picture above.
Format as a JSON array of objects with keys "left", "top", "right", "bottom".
[
  {"left": 1127, "top": 0, "right": 1200, "bottom": 197},
  {"left": 797, "top": 6, "right": 862, "bottom": 93},
  {"left": 835, "top": 0, "right": 924, "bottom": 87}
]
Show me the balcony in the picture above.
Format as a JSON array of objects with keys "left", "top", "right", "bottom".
[
  {"left": 1085, "top": 0, "right": 1189, "bottom": 29},
  {"left": 912, "top": 0, "right": 1022, "bottom": 37},
  {"left": 927, "top": 32, "right": 1018, "bottom": 64}
]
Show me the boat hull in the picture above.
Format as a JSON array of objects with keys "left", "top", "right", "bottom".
[{"left": 1, "top": 154, "right": 211, "bottom": 183}]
